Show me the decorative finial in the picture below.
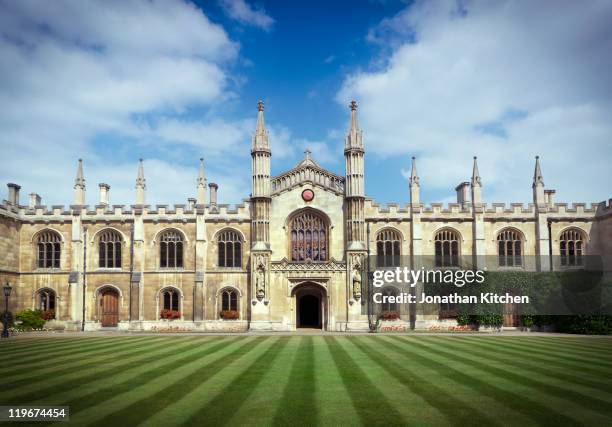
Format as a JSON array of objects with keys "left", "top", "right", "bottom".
[
  {"left": 304, "top": 149, "right": 311, "bottom": 160},
  {"left": 257, "top": 100, "right": 264, "bottom": 112},
  {"left": 350, "top": 100, "right": 357, "bottom": 111}
]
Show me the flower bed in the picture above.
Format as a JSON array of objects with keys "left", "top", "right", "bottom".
[
  {"left": 379, "top": 311, "right": 400, "bottom": 321},
  {"left": 220, "top": 310, "right": 239, "bottom": 320},
  {"left": 160, "top": 309, "right": 181, "bottom": 320}
]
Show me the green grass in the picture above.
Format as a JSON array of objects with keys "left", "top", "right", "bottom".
[{"left": 1, "top": 335, "right": 611, "bottom": 426}]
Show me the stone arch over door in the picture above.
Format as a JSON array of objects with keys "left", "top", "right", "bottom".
[
  {"left": 291, "top": 282, "right": 328, "bottom": 330},
  {"left": 95, "top": 285, "right": 121, "bottom": 327}
]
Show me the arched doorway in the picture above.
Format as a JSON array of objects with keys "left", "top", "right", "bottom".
[
  {"left": 99, "top": 288, "right": 119, "bottom": 327},
  {"left": 294, "top": 283, "right": 326, "bottom": 329}
]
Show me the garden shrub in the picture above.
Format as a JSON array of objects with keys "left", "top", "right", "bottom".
[{"left": 15, "top": 309, "right": 45, "bottom": 330}]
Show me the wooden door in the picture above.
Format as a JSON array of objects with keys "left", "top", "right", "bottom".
[
  {"left": 503, "top": 301, "right": 519, "bottom": 327},
  {"left": 100, "top": 289, "right": 119, "bottom": 327}
]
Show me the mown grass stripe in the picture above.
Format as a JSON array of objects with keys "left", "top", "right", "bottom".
[
  {"left": 348, "top": 336, "right": 502, "bottom": 427},
  {"left": 40, "top": 337, "right": 233, "bottom": 410},
  {"left": 501, "top": 337, "right": 612, "bottom": 362},
  {"left": 56, "top": 337, "right": 238, "bottom": 425},
  {"left": 398, "top": 337, "right": 612, "bottom": 421},
  {"left": 86, "top": 337, "right": 270, "bottom": 427},
  {"left": 385, "top": 336, "right": 582, "bottom": 426},
  {"left": 476, "top": 337, "right": 612, "bottom": 371},
  {"left": 462, "top": 336, "right": 612, "bottom": 367},
  {"left": 141, "top": 337, "right": 285, "bottom": 427},
  {"left": 532, "top": 336, "right": 612, "bottom": 351},
  {"left": 0, "top": 337, "right": 191, "bottom": 404},
  {"left": 183, "top": 337, "right": 291, "bottom": 426},
  {"left": 0, "top": 337, "right": 115, "bottom": 364},
  {"left": 1, "top": 336, "right": 169, "bottom": 387},
  {"left": 449, "top": 337, "right": 612, "bottom": 390},
  {"left": 438, "top": 337, "right": 612, "bottom": 397},
  {"left": 0, "top": 337, "right": 100, "bottom": 355},
  {"left": 270, "top": 336, "right": 318, "bottom": 427},
  {"left": 211, "top": 336, "right": 300, "bottom": 426},
  {"left": 0, "top": 337, "right": 150, "bottom": 370},
  {"left": 326, "top": 336, "right": 407, "bottom": 426}
]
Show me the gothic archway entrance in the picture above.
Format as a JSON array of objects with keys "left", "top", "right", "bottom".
[{"left": 293, "top": 283, "right": 326, "bottom": 329}]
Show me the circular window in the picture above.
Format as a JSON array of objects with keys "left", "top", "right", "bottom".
[{"left": 301, "top": 189, "right": 315, "bottom": 202}]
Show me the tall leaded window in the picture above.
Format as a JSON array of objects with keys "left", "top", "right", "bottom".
[
  {"left": 221, "top": 289, "right": 238, "bottom": 311},
  {"left": 290, "top": 211, "right": 327, "bottom": 261},
  {"left": 376, "top": 229, "right": 401, "bottom": 267},
  {"left": 560, "top": 228, "right": 585, "bottom": 267},
  {"left": 218, "top": 230, "right": 242, "bottom": 267},
  {"left": 434, "top": 229, "right": 460, "bottom": 267},
  {"left": 160, "top": 230, "right": 184, "bottom": 268},
  {"left": 497, "top": 229, "right": 523, "bottom": 267},
  {"left": 37, "top": 230, "right": 61, "bottom": 268},
  {"left": 99, "top": 229, "right": 122, "bottom": 268},
  {"left": 381, "top": 287, "right": 398, "bottom": 312},
  {"left": 161, "top": 288, "right": 179, "bottom": 311},
  {"left": 37, "top": 288, "right": 56, "bottom": 312}
]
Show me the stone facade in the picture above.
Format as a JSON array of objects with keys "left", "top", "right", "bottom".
[{"left": 1, "top": 102, "right": 611, "bottom": 332}]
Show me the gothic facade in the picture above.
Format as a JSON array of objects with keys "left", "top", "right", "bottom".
[{"left": 1, "top": 102, "right": 611, "bottom": 331}]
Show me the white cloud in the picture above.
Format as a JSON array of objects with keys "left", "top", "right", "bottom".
[
  {"left": 339, "top": 0, "right": 612, "bottom": 203},
  {"left": 0, "top": 0, "right": 257, "bottom": 206},
  {"left": 219, "top": 0, "right": 274, "bottom": 31}
]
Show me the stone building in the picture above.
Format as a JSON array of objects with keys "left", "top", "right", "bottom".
[{"left": 1, "top": 101, "right": 611, "bottom": 332}]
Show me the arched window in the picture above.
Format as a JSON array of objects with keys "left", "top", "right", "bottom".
[
  {"left": 98, "top": 229, "right": 122, "bottom": 268},
  {"left": 290, "top": 211, "right": 327, "bottom": 261},
  {"left": 220, "top": 288, "right": 239, "bottom": 319},
  {"left": 381, "top": 287, "right": 398, "bottom": 312},
  {"left": 434, "top": 229, "right": 460, "bottom": 267},
  {"left": 37, "top": 230, "right": 61, "bottom": 268},
  {"left": 161, "top": 288, "right": 179, "bottom": 311},
  {"left": 497, "top": 229, "right": 523, "bottom": 267},
  {"left": 218, "top": 230, "right": 242, "bottom": 267},
  {"left": 376, "top": 229, "right": 401, "bottom": 267},
  {"left": 560, "top": 228, "right": 585, "bottom": 267},
  {"left": 160, "top": 230, "right": 184, "bottom": 268},
  {"left": 36, "top": 288, "right": 56, "bottom": 312}
]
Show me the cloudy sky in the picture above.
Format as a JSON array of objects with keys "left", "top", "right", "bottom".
[{"left": 1, "top": 0, "right": 610, "bottom": 207}]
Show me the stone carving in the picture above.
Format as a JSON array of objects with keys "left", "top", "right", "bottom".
[
  {"left": 352, "top": 255, "right": 362, "bottom": 300},
  {"left": 256, "top": 261, "right": 266, "bottom": 300},
  {"left": 271, "top": 258, "right": 346, "bottom": 272}
]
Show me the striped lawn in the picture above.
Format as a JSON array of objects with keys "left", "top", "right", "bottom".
[{"left": 0, "top": 336, "right": 611, "bottom": 426}]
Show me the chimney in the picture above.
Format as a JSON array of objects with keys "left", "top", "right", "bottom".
[
  {"left": 187, "top": 197, "right": 196, "bottom": 210},
  {"left": 29, "top": 193, "right": 41, "bottom": 209},
  {"left": 544, "top": 189, "right": 556, "bottom": 208},
  {"left": 209, "top": 182, "right": 218, "bottom": 211},
  {"left": 455, "top": 182, "right": 470, "bottom": 206},
  {"left": 7, "top": 183, "right": 21, "bottom": 205},
  {"left": 99, "top": 183, "right": 110, "bottom": 206}
]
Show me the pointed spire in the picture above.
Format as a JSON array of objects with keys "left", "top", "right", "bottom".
[
  {"left": 197, "top": 157, "right": 206, "bottom": 205},
  {"left": 74, "top": 158, "right": 85, "bottom": 188},
  {"left": 409, "top": 156, "right": 419, "bottom": 186},
  {"left": 349, "top": 100, "right": 358, "bottom": 132},
  {"left": 252, "top": 100, "right": 269, "bottom": 150},
  {"left": 345, "top": 100, "right": 363, "bottom": 149},
  {"left": 73, "top": 158, "right": 86, "bottom": 205},
  {"left": 198, "top": 157, "right": 206, "bottom": 184},
  {"left": 471, "top": 156, "right": 481, "bottom": 186},
  {"left": 533, "top": 155, "right": 544, "bottom": 187},
  {"left": 256, "top": 100, "right": 265, "bottom": 133},
  {"left": 135, "top": 158, "right": 146, "bottom": 205},
  {"left": 136, "top": 158, "right": 146, "bottom": 188}
]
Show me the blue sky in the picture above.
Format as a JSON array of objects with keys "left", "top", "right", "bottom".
[{"left": 1, "top": 0, "right": 611, "bottom": 207}]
